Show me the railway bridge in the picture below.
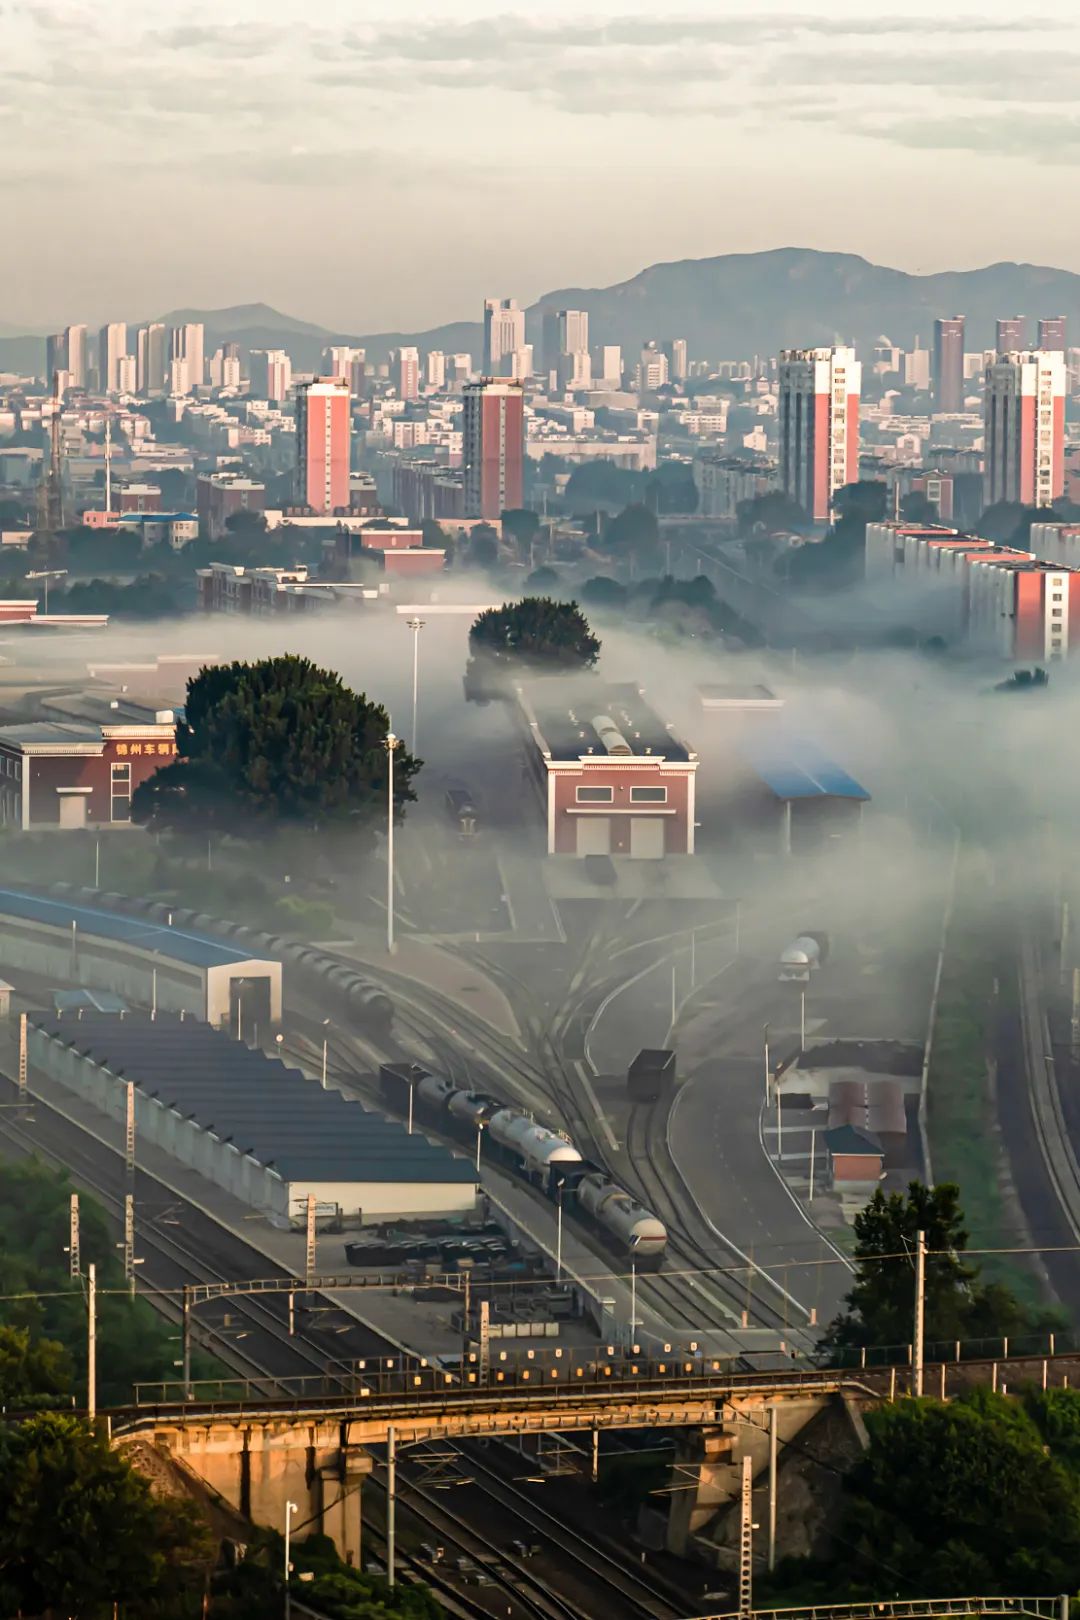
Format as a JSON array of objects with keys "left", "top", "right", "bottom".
[{"left": 112, "top": 1353, "right": 1079, "bottom": 1566}]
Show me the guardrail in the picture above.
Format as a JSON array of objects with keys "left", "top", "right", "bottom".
[{"left": 687, "top": 1599, "right": 1068, "bottom": 1620}]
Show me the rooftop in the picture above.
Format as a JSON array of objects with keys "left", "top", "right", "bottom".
[
  {"left": 32, "top": 1013, "right": 476, "bottom": 1185},
  {"left": 0, "top": 888, "right": 264, "bottom": 971},
  {"left": 740, "top": 734, "right": 871, "bottom": 803},
  {"left": 520, "top": 680, "right": 693, "bottom": 764}
]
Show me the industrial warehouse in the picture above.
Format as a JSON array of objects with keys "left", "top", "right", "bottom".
[{"left": 28, "top": 1013, "right": 479, "bottom": 1223}]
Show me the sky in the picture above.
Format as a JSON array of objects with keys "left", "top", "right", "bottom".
[{"left": 2, "top": 0, "right": 1079, "bottom": 332}]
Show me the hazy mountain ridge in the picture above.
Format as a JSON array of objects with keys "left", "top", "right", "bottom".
[{"left": 5, "top": 249, "right": 1080, "bottom": 377}]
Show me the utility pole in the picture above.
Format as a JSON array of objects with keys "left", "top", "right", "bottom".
[
  {"left": 17, "top": 1011, "right": 27, "bottom": 1113},
  {"left": 182, "top": 1284, "right": 192, "bottom": 1396},
  {"left": 386, "top": 1427, "right": 397, "bottom": 1589},
  {"left": 124, "top": 1194, "right": 135, "bottom": 1294},
  {"left": 478, "top": 1298, "right": 491, "bottom": 1381},
  {"left": 385, "top": 731, "right": 397, "bottom": 954},
  {"left": 305, "top": 1193, "right": 317, "bottom": 1287},
  {"left": 913, "top": 1228, "right": 926, "bottom": 1397},
  {"left": 738, "top": 1452, "right": 753, "bottom": 1619},
  {"left": 87, "top": 1262, "right": 97, "bottom": 1423},
  {"left": 407, "top": 617, "right": 426, "bottom": 756},
  {"left": 69, "top": 1192, "right": 80, "bottom": 1278},
  {"left": 767, "top": 1405, "right": 778, "bottom": 1572},
  {"left": 763, "top": 1022, "right": 770, "bottom": 1101},
  {"left": 284, "top": 1500, "right": 297, "bottom": 1620}
]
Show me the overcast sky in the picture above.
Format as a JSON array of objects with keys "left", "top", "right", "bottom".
[{"left": 2, "top": 0, "right": 1077, "bottom": 332}]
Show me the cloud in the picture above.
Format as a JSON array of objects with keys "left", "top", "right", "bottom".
[
  {"left": 155, "top": 22, "right": 287, "bottom": 57},
  {"left": 854, "top": 111, "right": 1080, "bottom": 163}
]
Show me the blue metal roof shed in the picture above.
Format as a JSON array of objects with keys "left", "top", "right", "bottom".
[{"left": 740, "top": 738, "right": 871, "bottom": 804}]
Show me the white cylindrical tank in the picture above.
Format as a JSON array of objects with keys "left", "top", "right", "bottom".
[
  {"left": 578, "top": 1173, "right": 667, "bottom": 1254},
  {"left": 448, "top": 1091, "right": 495, "bottom": 1126},
  {"left": 417, "top": 1073, "right": 456, "bottom": 1111},
  {"left": 488, "top": 1110, "right": 582, "bottom": 1175}
]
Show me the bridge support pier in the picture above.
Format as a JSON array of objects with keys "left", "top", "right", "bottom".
[{"left": 138, "top": 1421, "right": 372, "bottom": 1564}]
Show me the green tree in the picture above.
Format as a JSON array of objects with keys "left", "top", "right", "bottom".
[
  {"left": 420, "top": 518, "right": 445, "bottom": 548},
  {"left": 223, "top": 508, "right": 267, "bottom": 535},
  {"left": 469, "top": 597, "right": 600, "bottom": 670},
  {"left": 132, "top": 656, "right": 419, "bottom": 837},
  {"left": 501, "top": 507, "right": 541, "bottom": 556},
  {"left": 0, "top": 1412, "right": 213, "bottom": 1619},
  {"left": 525, "top": 565, "right": 559, "bottom": 591},
  {"left": 735, "top": 490, "right": 809, "bottom": 537},
  {"left": 839, "top": 1394, "right": 1080, "bottom": 1595},
  {"left": 899, "top": 490, "right": 939, "bottom": 525},
  {"left": 468, "top": 523, "right": 500, "bottom": 569},
  {"left": 601, "top": 502, "right": 660, "bottom": 557},
  {"left": 0, "top": 1323, "right": 71, "bottom": 1407},
  {"left": 581, "top": 575, "right": 628, "bottom": 610},
  {"left": 825, "top": 1181, "right": 1054, "bottom": 1357}
]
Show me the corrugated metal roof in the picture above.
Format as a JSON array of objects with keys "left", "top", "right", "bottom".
[
  {"left": 33, "top": 1013, "right": 476, "bottom": 1186},
  {"left": 0, "top": 889, "right": 262, "bottom": 970},
  {"left": 740, "top": 736, "right": 870, "bottom": 803}
]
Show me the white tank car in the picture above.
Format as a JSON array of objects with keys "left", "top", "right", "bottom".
[
  {"left": 487, "top": 1109, "right": 584, "bottom": 1177},
  {"left": 447, "top": 1090, "right": 496, "bottom": 1126},
  {"left": 417, "top": 1073, "right": 456, "bottom": 1111},
  {"left": 577, "top": 1173, "right": 668, "bottom": 1257}
]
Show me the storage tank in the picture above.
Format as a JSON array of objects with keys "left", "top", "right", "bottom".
[
  {"left": 778, "top": 932, "right": 830, "bottom": 983},
  {"left": 448, "top": 1091, "right": 497, "bottom": 1126},
  {"left": 417, "top": 1072, "right": 456, "bottom": 1112},
  {"left": 578, "top": 1174, "right": 667, "bottom": 1256},
  {"left": 488, "top": 1111, "right": 582, "bottom": 1176}
]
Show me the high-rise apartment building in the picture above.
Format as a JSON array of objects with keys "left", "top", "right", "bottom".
[
  {"left": 557, "top": 350, "right": 592, "bottom": 391},
  {"left": 117, "top": 355, "right": 137, "bottom": 395},
  {"left": 984, "top": 349, "right": 1066, "bottom": 509},
  {"left": 592, "top": 345, "right": 623, "bottom": 386},
  {"left": 395, "top": 346, "right": 420, "bottom": 402},
  {"left": 933, "top": 317, "right": 965, "bottom": 414},
  {"left": 295, "top": 378, "right": 351, "bottom": 515},
  {"left": 425, "top": 351, "right": 446, "bottom": 391},
  {"left": 558, "top": 310, "right": 589, "bottom": 357},
  {"left": 1039, "top": 317, "right": 1067, "bottom": 352},
  {"left": 137, "top": 324, "right": 168, "bottom": 393},
  {"left": 996, "top": 317, "right": 1027, "bottom": 354},
  {"left": 97, "top": 322, "right": 128, "bottom": 393},
  {"left": 662, "top": 338, "right": 688, "bottom": 383},
  {"left": 322, "top": 345, "right": 354, "bottom": 376},
  {"left": 349, "top": 353, "right": 367, "bottom": 398},
  {"left": 171, "top": 323, "right": 205, "bottom": 392},
  {"left": 463, "top": 380, "right": 525, "bottom": 519},
  {"left": 65, "top": 324, "right": 87, "bottom": 389},
  {"left": 45, "top": 333, "right": 65, "bottom": 384},
  {"left": 483, "top": 299, "right": 525, "bottom": 375},
  {"left": 637, "top": 342, "right": 669, "bottom": 391},
  {"left": 778, "top": 345, "right": 862, "bottom": 523},
  {"left": 249, "top": 349, "right": 292, "bottom": 403}
]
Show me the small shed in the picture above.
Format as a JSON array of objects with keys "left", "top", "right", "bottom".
[{"left": 824, "top": 1123, "right": 884, "bottom": 1192}]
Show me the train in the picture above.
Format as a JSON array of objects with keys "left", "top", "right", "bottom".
[{"left": 380, "top": 1063, "right": 668, "bottom": 1269}]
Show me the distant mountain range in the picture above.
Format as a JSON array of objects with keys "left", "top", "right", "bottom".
[{"left": 5, "top": 249, "right": 1080, "bottom": 377}]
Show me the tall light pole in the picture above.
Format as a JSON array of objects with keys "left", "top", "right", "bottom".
[
  {"left": 913, "top": 1228, "right": 926, "bottom": 1397},
  {"left": 284, "top": 1500, "right": 298, "bottom": 1620},
  {"left": 407, "top": 617, "right": 426, "bottom": 756},
  {"left": 385, "top": 731, "right": 397, "bottom": 955},
  {"left": 475, "top": 1118, "right": 486, "bottom": 1175},
  {"left": 321, "top": 1018, "right": 330, "bottom": 1089},
  {"left": 555, "top": 1179, "right": 565, "bottom": 1281}
]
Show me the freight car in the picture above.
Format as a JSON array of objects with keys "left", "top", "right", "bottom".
[{"left": 377, "top": 1063, "right": 668, "bottom": 1266}]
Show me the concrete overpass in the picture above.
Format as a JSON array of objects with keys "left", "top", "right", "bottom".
[{"left": 111, "top": 1353, "right": 1079, "bottom": 1567}]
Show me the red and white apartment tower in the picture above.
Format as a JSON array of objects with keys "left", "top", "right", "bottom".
[
  {"left": 778, "top": 346, "right": 862, "bottom": 524},
  {"left": 463, "top": 379, "right": 525, "bottom": 519},
  {"left": 295, "top": 378, "right": 351, "bottom": 516},
  {"left": 984, "top": 350, "right": 1066, "bottom": 509}
]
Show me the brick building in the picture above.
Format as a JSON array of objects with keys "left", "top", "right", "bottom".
[
  {"left": 517, "top": 680, "right": 698, "bottom": 858},
  {"left": 0, "top": 720, "right": 177, "bottom": 829}
]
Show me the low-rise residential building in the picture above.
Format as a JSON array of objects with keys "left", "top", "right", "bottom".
[
  {"left": 196, "top": 473, "right": 266, "bottom": 540},
  {"left": 693, "top": 454, "right": 776, "bottom": 520}
]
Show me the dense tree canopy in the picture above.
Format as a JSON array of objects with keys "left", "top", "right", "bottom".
[
  {"left": 600, "top": 502, "right": 660, "bottom": 558},
  {"left": 736, "top": 490, "right": 809, "bottom": 537},
  {"left": 132, "top": 656, "right": 419, "bottom": 838},
  {"left": 469, "top": 597, "right": 600, "bottom": 670},
  {"left": 825, "top": 1181, "right": 1055, "bottom": 1355},
  {"left": 0, "top": 1412, "right": 213, "bottom": 1620}
]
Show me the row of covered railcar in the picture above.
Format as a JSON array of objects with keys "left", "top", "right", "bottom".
[{"left": 380, "top": 1063, "right": 668, "bottom": 1269}]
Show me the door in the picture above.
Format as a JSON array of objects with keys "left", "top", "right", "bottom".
[
  {"left": 629, "top": 817, "right": 665, "bottom": 859},
  {"left": 576, "top": 817, "right": 611, "bottom": 856},
  {"left": 58, "top": 794, "right": 88, "bottom": 829}
]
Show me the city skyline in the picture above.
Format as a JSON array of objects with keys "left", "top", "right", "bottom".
[{"left": 3, "top": 0, "right": 1080, "bottom": 330}]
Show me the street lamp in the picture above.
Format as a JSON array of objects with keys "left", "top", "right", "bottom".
[
  {"left": 406, "top": 617, "right": 426, "bottom": 756},
  {"left": 284, "top": 1500, "right": 298, "bottom": 1620},
  {"left": 321, "top": 1018, "right": 330, "bottom": 1089},
  {"left": 26, "top": 568, "right": 67, "bottom": 614},
  {"left": 384, "top": 731, "right": 398, "bottom": 955},
  {"left": 475, "top": 1118, "right": 487, "bottom": 1175}
]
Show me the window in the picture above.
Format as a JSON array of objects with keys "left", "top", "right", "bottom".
[
  {"left": 576, "top": 785, "right": 613, "bottom": 804},
  {"left": 630, "top": 786, "right": 668, "bottom": 804},
  {"left": 111, "top": 761, "right": 131, "bottom": 823}
]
